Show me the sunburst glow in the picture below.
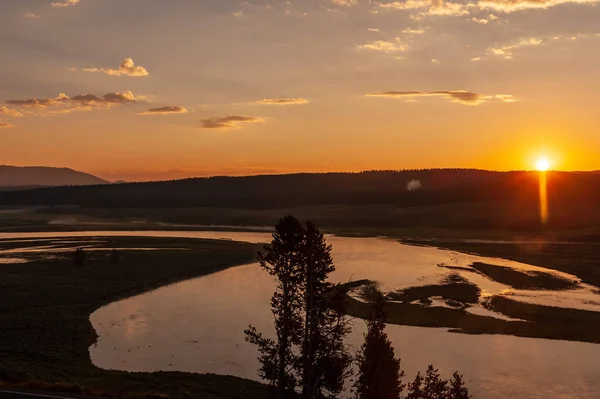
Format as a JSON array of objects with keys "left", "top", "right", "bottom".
[{"left": 536, "top": 157, "right": 551, "bottom": 172}]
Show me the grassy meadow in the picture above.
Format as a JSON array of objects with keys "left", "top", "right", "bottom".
[{"left": 0, "top": 236, "right": 270, "bottom": 399}]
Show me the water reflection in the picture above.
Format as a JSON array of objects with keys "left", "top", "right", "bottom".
[
  {"left": 3, "top": 231, "right": 599, "bottom": 397},
  {"left": 91, "top": 263, "right": 600, "bottom": 399},
  {"left": 83, "top": 232, "right": 600, "bottom": 399}
]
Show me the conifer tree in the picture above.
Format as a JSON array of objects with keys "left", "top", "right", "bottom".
[
  {"left": 353, "top": 294, "right": 405, "bottom": 399},
  {"left": 300, "top": 222, "right": 351, "bottom": 398},
  {"left": 245, "top": 215, "right": 305, "bottom": 398},
  {"left": 447, "top": 372, "right": 471, "bottom": 399}
]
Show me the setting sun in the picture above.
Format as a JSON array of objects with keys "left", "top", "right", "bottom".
[{"left": 536, "top": 157, "right": 551, "bottom": 172}]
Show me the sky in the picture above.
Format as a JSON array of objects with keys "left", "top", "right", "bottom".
[{"left": 1, "top": 0, "right": 599, "bottom": 181}]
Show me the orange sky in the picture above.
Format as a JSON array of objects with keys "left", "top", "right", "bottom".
[{"left": 1, "top": 0, "right": 600, "bottom": 181}]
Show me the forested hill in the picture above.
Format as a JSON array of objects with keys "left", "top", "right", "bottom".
[
  {"left": 0, "top": 165, "right": 108, "bottom": 188},
  {"left": 1, "top": 169, "right": 599, "bottom": 210}
]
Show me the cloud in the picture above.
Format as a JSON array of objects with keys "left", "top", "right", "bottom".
[
  {"left": 0, "top": 122, "right": 13, "bottom": 129},
  {"left": 368, "top": 28, "right": 382, "bottom": 33},
  {"left": 422, "top": 2, "right": 470, "bottom": 15},
  {"left": 139, "top": 106, "right": 188, "bottom": 115},
  {"left": 200, "top": 115, "right": 264, "bottom": 129},
  {"left": 366, "top": 90, "right": 515, "bottom": 105},
  {"left": 330, "top": 0, "right": 358, "bottom": 5},
  {"left": 472, "top": 17, "right": 489, "bottom": 23},
  {"left": 0, "top": 107, "right": 23, "bottom": 117},
  {"left": 477, "top": 0, "right": 600, "bottom": 12},
  {"left": 487, "top": 37, "right": 543, "bottom": 59},
  {"left": 6, "top": 93, "right": 68, "bottom": 108},
  {"left": 51, "top": 0, "right": 79, "bottom": 7},
  {"left": 357, "top": 38, "right": 408, "bottom": 52},
  {"left": 232, "top": 11, "right": 243, "bottom": 17},
  {"left": 253, "top": 98, "right": 310, "bottom": 105},
  {"left": 380, "top": 0, "right": 470, "bottom": 16},
  {"left": 24, "top": 13, "right": 40, "bottom": 19},
  {"left": 495, "top": 94, "right": 517, "bottom": 102},
  {"left": 403, "top": 27, "right": 426, "bottom": 34},
  {"left": 80, "top": 58, "right": 149, "bottom": 77},
  {"left": 6, "top": 91, "right": 142, "bottom": 114},
  {"left": 380, "top": 0, "right": 431, "bottom": 10}
]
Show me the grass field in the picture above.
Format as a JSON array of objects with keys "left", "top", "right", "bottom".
[{"left": 0, "top": 236, "right": 270, "bottom": 399}]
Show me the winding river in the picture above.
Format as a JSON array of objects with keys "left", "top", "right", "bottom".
[{"left": 2, "top": 231, "right": 599, "bottom": 398}]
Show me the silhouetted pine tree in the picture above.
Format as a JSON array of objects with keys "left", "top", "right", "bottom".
[
  {"left": 423, "top": 366, "right": 448, "bottom": 399},
  {"left": 447, "top": 372, "right": 471, "bottom": 399},
  {"left": 300, "top": 222, "right": 352, "bottom": 398},
  {"left": 405, "top": 365, "right": 470, "bottom": 399},
  {"left": 406, "top": 372, "right": 424, "bottom": 399},
  {"left": 246, "top": 216, "right": 351, "bottom": 399},
  {"left": 353, "top": 294, "right": 405, "bottom": 399},
  {"left": 245, "top": 216, "right": 305, "bottom": 398}
]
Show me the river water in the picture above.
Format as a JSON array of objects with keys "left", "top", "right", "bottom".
[{"left": 2, "top": 231, "right": 599, "bottom": 398}]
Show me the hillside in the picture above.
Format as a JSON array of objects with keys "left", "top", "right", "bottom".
[
  {"left": 1, "top": 169, "right": 600, "bottom": 234},
  {"left": 0, "top": 166, "right": 108, "bottom": 188},
  {"left": 0, "top": 169, "right": 598, "bottom": 208}
]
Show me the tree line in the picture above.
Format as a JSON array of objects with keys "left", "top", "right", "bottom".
[
  {"left": 3, "top": 169, "right": 595, "bottom": 210},
  {"left": 245, "top": 215, "right": 471, "bottom": 399}
]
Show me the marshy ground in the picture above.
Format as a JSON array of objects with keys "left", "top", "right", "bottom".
[{"left": 0, "top": 236, "right": 269, "bottom": 399}]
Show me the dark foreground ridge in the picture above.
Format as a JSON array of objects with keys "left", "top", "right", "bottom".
[{"left": 0, "top": 236, "right": 269, "bottom": 399}]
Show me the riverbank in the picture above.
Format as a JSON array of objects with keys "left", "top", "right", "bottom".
[
  {"left": 0, "top": 236, "right": 270, "bottom": 399},
  {"left": 330, "top": 236, "right": 600, "bottom": 345},
  {"left": 402, "top": 238, "right": 600, "bottom": 288},
  {"left": 333, "top": 278, "right": 600, "bottom": 345}
]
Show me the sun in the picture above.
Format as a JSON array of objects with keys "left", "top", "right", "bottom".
[{"left": 536, "top": 157, "right": 551, "bottom": 172}]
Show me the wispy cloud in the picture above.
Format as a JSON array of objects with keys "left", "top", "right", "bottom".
[
  {"left": 366, "top": 90, "right": 515, "bottom": 105},
  {"left": 380, "top": 0, "right": 470, "bottom": 17},
  {"left": 6, "top": 94, "right": 68, "bottom": 108},
  {"left": 422, "top": 2, "right": 470, "bottom": 16},
  {"left": 139, "top": 106, "right": 188, "bottom": 115},
  {"left": 495, "top": 94, "right": 517, "bottom": 103},
  {"left": 0, "top": 107, "right": 23, "bottom": 117},
  {"left": 0, "top": 122, "right": 13, "bottom": 129},
  {"left": 6, "top": 91, "right": 143, "bottom": 114},
  {"left": 253, "top": 98, "right": 310, "bottom": 105},
  {"left": 51, "top": 0, "right": 80, "bottom": 8},
  {"left": 487, "top": 37, "right": 543, "bottom": 59},
  {"left": 79, "top": 58, "right": 149, "bottom": 77},
  {"left": 200, "top": 115, "right": 265, "bottom": 129},
  {"left": 330, "top": 0, "right": 358, "bottom": 6},
  {"left": 380, "top": 0, "right": 431, "bottom": 10},
  {"left": 403, "top": 27, "right": 426, "bottom": 34},
  {"left": 357, "top": 38, "right": 408, "bottom": 52},
  {"left": 478, "top": 0, "right": 600, "bottom": 12},
  {"left": 24, "top": 13, "right": 40, "bottom": 19}
]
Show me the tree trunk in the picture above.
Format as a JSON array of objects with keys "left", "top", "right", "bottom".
[
  {"left": 278, "top": 265, "right": 290, "bottom": 399},
  {"left": 302, "top": 234, "right": 315, "bottom": 398}
]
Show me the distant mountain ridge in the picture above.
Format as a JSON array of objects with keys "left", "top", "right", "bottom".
[{"left": 0, "top": 165, "right": 108, "bottom": 188}]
